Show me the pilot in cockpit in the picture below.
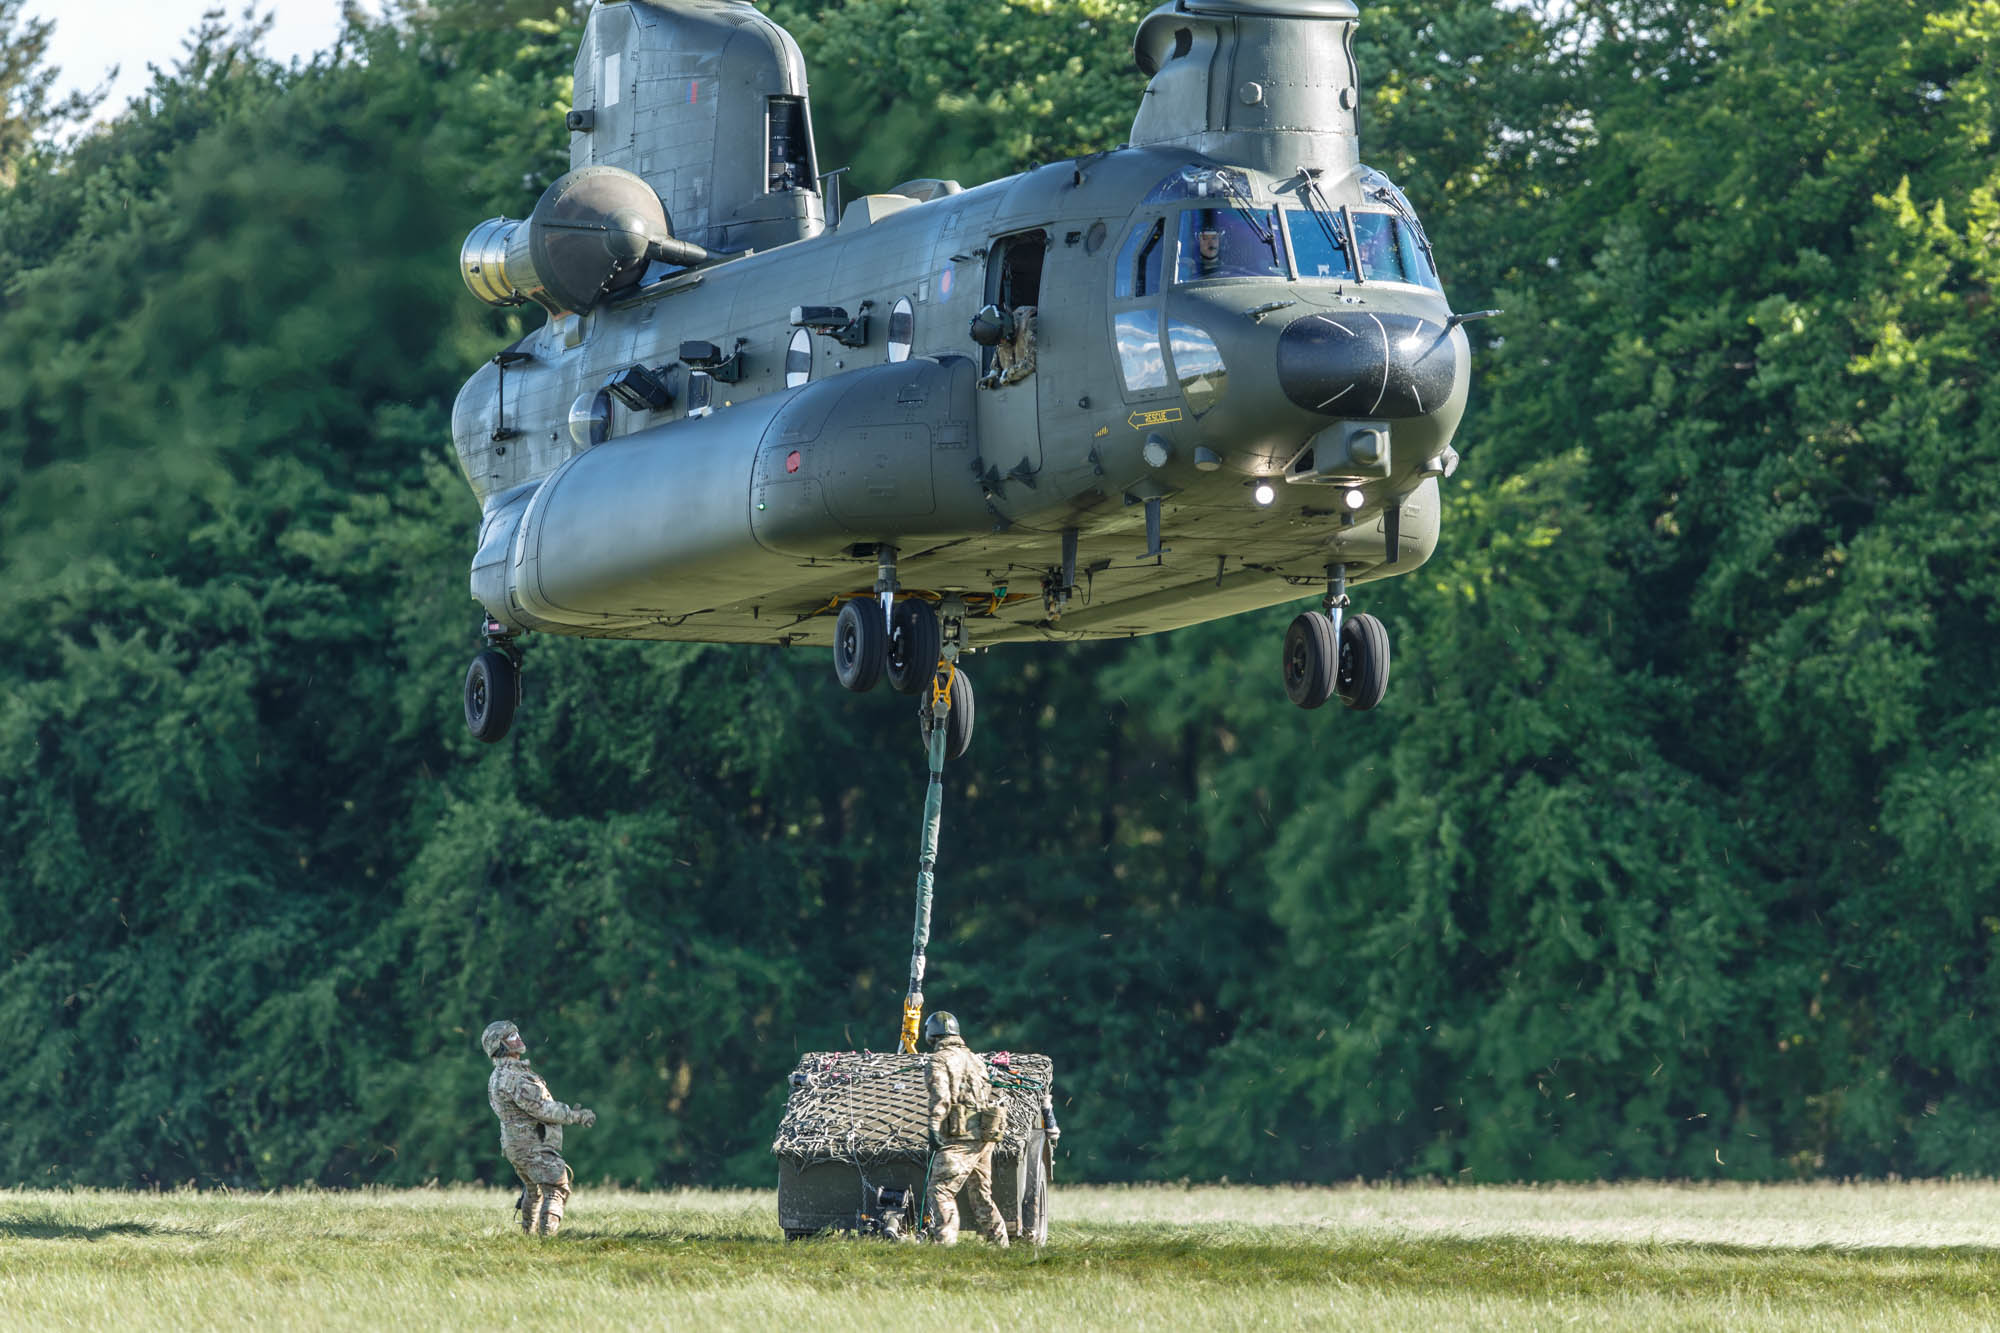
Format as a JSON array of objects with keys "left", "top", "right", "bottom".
[
  {"left": 1194, "top": 221, "right": 1225, "bottom": 276},
  {"left": 1178, "top": 207, "right": 1286, "bottom": 282}
]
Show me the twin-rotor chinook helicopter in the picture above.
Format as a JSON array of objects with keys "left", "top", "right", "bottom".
[{"left": 453, "top": 0, "right": 1483, "bottom": 753}]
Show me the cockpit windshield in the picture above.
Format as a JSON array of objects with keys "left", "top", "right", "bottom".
[
  {"left": 1350, "top": 212, "right": 1440, "bottom": 288},
  {"left": 1280, "top": 207, "right": 1441, "bottom": 289},
  {"left": 1173, "top": 206, "right": 1288, "bottom": 282},
  {"left": 1283, "top": 206, "right": 1357, "bottom": 282},
  {"left": 1280, "top": 164, "right": 1443, "bottom": 290}
]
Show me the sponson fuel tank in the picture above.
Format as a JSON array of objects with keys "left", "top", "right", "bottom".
[{"left": 480, "top": 357, "right": 990, "bottom": 633}]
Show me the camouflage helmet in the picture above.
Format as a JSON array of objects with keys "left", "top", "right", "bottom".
[
  {"left": 922, "top": 1011, "right": 961, "bottom": 1044},
  {"left": 480, "top": 1019, "right": 520, "bottom": 1058}
]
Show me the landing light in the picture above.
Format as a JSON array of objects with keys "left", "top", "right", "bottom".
[
  {"left": 1343, "top": 488, "right": 1366, "bottom": 511},
  {"left": 1253, "top": 483, "right": 1277, "bottom": 507}
]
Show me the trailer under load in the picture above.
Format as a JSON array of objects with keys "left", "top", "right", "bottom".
[{"left": 772, "top": 1050, "right": 1056, "bottom": 1242}]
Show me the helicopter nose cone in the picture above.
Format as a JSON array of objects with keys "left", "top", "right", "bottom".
[{"left": 1277, "top": 311, "right": 1457, "bottom": 419}]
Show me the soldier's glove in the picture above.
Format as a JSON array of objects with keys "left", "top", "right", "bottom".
[
  {"left": 577, "top": 1109, "right": 597, "bottom": 1128},
  {"left": 927, "top": 1129, "right": 942, "bottom": 1151}
]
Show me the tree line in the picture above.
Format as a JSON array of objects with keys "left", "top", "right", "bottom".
[{"left": 2, "top": 0, "right": 1996, "bottom": 1187}]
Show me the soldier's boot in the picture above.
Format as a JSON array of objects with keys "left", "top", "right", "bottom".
[
  {"left": 533, "top": 1183, "right": 569, "bottom": 1237},
  {"left": 518, "top": 1182, "right": 541, "bottom": 1234}
]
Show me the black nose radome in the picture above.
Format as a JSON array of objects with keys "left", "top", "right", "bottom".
[{"left": 1277, "top": 311, "right": 1457, "bottom": 419}]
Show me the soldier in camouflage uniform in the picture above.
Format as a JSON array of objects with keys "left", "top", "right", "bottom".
[
  {"left": 923, "top": 1011, "right": 1010, "bottom": 1247},
  {"left": 481, "top": 1019, "right": 596, "bottom": 1237}
]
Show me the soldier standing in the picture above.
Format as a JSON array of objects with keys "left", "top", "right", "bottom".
[
  {"left": 481, "top": 1019, "right": 596, "bottom": 1237},
  {"left": 923, "top": 1010, "right": 1010, "bottom": 1247}
]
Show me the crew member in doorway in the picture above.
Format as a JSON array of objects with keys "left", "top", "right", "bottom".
[
  {"left": 994, "top": 305, "right": 1037, "bottom": 385},
  {"left": 482, "top": 1019, "right": 596, "bottom": 1237},
  {"left": 923, "top": 1010, "right": 1010, "bottom": 1247}
]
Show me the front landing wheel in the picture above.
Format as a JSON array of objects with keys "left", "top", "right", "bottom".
[
  {"left": 834, "top": 601, "right": 887, "bottom": 692},
  {"left": 1338, "top": 612, "right": 1391, "bottom": 710},
  {"left": 1282, "top": 611, "right": 1337, "bottom": 709},
  {"left": 886, "top": 600, "right": 942, "bottom": 696}
]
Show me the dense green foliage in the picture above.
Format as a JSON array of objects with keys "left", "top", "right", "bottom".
[{"left": 2, "top": 0, "right": 1996, "bottom": 1188}]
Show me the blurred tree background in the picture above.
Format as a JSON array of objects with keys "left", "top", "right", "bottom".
[{"left": 2, "top": 0, "right": 1996, "bottom": 1187}]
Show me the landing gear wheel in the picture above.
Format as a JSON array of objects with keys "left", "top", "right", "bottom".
[
  {"left": 833, "top": 600, "right": 887, "bottom": 692},
  {"left": 1282, "top": 611, "right": 1338, "bottom": 709},
  {"left": 1338, "top": 612, "right": 1391, "bottom": 710},
  {"left": 918, "top": 668, "right": 976, "bottom": 759},
  {"left": 886, "top": 600, "right": 942, "bottom": 696},
  {"left": 464, "top": 649, "right": 519, "bottom": 743}
]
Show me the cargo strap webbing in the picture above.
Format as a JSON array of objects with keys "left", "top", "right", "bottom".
[
  {"left": 899, "top": 652, "right": 958, "bottom": 1054},
  {"left": 899, "top": 696, "right": 950, "bottom": 1054}
]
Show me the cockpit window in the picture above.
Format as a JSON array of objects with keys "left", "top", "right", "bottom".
[
  {"left": 1116, "top": 218, "right": 1165, "bottom": 299},
  {"left": 1174, "top": 206, "right": 1287, "bottom": 282},
  {"left": 1354, "top": 164, "right": 1443, "bottom": 289},
  {"left": 1282, "top": 207, "right": 1358, "bottom": 282},
  {"left": 1350, "top": 212, "right": 1441, "bottom": 289}
]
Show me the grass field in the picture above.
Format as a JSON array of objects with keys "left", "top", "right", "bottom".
[{"left": 5, "top": 1182, "right": 1999, "bottom": 1330}]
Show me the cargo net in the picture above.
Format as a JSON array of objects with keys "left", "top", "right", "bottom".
[{"left": 772, "top": 1050, "right": 1054, "bottom": 1166}]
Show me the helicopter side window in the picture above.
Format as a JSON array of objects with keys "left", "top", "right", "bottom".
[
  {"left": 1175, "top": 206, "right": 1288, "bottom": 282},
  {"left": 785, "top": 327, "right": 813, "bottom": 388},
  {"left": 1282, "top": 206, "right": 1358, "bottom": 282},
  {"left": 1115, "top": 309, "right": 1168, "bottom": 393},
  {"left": 1350, "top": 212, "right": 1442, "bottom": 290},
  {"left": 1115, "top": 218, "right": 1165, "bottom": 299}
]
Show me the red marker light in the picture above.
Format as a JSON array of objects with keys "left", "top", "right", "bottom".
[{"left": 786, "top": 450, "right": 801, "bottom": 474}]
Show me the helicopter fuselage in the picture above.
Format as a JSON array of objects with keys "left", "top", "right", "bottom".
[{"left": 452, "top": 146, "right": 1465, "bottom": 648}]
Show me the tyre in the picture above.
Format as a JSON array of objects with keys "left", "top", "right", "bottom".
[
  {"left": 886, "top": 600, "right": 942, "bottom": 695},
  {"left": 1281, "top": 611, "right": 1337, "bottom": 709},
  {"left": 1338, "top": 612, "right": 1391, "bottom": 710},
  {"left": 918, "top": 667, "right": 975, "bottom": 760},
  {"left": 1018, "top": 1139, "right": 1050, "bottom": 1246},
  {"left": 833, "top": 600, "right": 887, "bottom": 692},
  {"left": 464, "top": 649, "right": 519, "bottom": 743}
]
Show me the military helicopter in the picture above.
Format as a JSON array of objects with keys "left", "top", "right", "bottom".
[{"left": 452, "top": 0, "right": 1484, "bottom": 751}]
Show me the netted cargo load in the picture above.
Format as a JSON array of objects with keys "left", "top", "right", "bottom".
[{"left": 771, "top": 1050, "right": 1057, "bottom": 1241}]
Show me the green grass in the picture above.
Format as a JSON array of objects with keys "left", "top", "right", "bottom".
[{"left": 5, "top": 1183, "right": 2000, "bottom": 1330}]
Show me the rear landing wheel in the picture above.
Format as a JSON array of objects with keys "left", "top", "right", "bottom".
[
  {"left": 1338, "top": 612, "right": 1391, "bottom": 710},
  {"left": 464, "top": 649, "right": 519, "bottom": 743},
  {"left": 834, "top": 601, "right": 887, "bottom": 692}
]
